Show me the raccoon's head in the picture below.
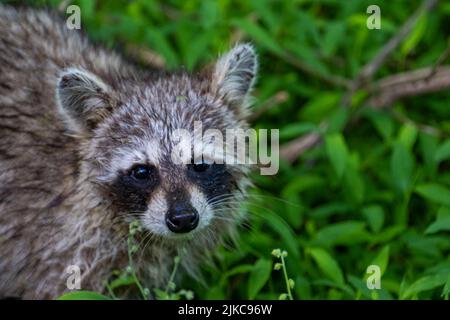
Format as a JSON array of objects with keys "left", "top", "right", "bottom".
[{"left": 56, "top": 44, "right": 257, "bottom": 244}]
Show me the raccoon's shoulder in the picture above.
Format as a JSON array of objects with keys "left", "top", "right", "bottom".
[
  {"left": 0, "top": 5, "right": 77, "bottom": 59},
  {"left": 0, "top": 5, "right": 134, "bottom": 83}
]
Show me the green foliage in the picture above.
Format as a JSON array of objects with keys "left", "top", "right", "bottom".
[
  {"left": 25, "top": 0, "right": 450, "bottom": 300},
  {"left": 307, "top": 248, "right": 345, "bottom": 287},
  {"left": 247, "top": 258, "right": 272, "bottom": 300},
  {"left": 57, "top": 291, "right": 112, "bottom": 300}
]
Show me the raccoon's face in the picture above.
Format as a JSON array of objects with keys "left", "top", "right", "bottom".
[{"left": 56, "top": 44, "right": 257, "bottom": 240}]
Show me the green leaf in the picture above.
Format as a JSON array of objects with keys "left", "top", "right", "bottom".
[
  {"left": 442, "top": 276, "right": 450, "bottom": 298},
  {"left": 153, "top": 288, "right": 169, "bottom": 300},
  {"left": 199, "top": 0, "right": 219, "bottom": 29},
  {"left": 365, "top": 110, "right": 394, "bottom": 141},
  {"left": 279, "top": 123, "right": 317, "bottom": 140},
  {"left": 402, "top": 274, "right": 448, "bottom": 299},
  {"left": 78, "top": 0, "right": 96, "bottom": 19},
  {"left": 205, "top": 286, "right": 226, "bottom": 300},
  {"left": 419, "top": 132, "right": 438, "bottom": 177},
  {"left": 262, "top": 209, "right": 300, "bottom": 261},
  {"left": 298, "top": 93, "right": 341, "bottom": 123},
  {"left": 391, "top": 142, "right": 414, "bottom": 194},
  {"left": 223, "top": 264, "right": 254, "bottom": 279},
  {"left": 425, "top": 207, "right": 450, "bottom": 234},
  {"left": 325, "top": 133, "right": 349, "bottom": 179},
  {"left": 343, "top": 153, "right": 365, "bottom": 204},
  {"left": 183, "top": 31, "right": 213, "bottom": 70},
  {"left": 434, "top": 140, "right": 450, "bottom": 163},
  {"left": 370, "top": 225, "right": 405, "bottom": 245},
  {"left": 144, "top": 29, "right": 178, "bottom": 69},
  {"left": 108, "top": 274, "right": 135, "bottom": 290},
  {"left": 371, "top": 245, "right": 390, "bottom": 276},
  {"left": 282, "top": 174, "right": 324, "bottom": 196},
  {"left": 322, "top": 21, "right": 345, "bottom": 56},
  {"left": 287, "top": 41, "right": 329, "bottom": 76},
  {"left": 401, "top": 13, "right": 427, "bottom": 56},
  {"left": 57, "top": 291, "right": 112, "bottom": 300},
  {"left": 348, "top": 275, "right": 371, "bottom": 298},
  {"left": 231, "top": 18, "right": 284, "bottom": 56},
  {"left": 362, "top": 205, "right": 385, "bottom": 233},
  {"left": 308, "top": 202, "right": 352, "bottom": 219},
  {"left": 248, "top": 258, "right": 272, "bottom": 299},
  {"left": 415, "top": 183, "right": 450, "bottom": 206},
  {"left": 307, "top": 248, "right": 345, "bottom": 286},
  {"left": 326, "top": 108, "right": 350, "bottom": 134},
  {"left": 250, "top": 0, "right": 279, "bottom": 33},
  {"left": 398, "top": 124, "right": 418, "bottom": 150},
  {"left": 313, "top": 221, "right": 370, "bottom": 247}
]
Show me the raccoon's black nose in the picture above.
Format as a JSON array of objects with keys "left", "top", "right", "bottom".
[{"left": 166, "top": 204, "right": 199, "bottom": 233}]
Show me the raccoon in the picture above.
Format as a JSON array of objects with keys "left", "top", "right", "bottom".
[{"left": 0, "top": 5, "right": 257, "bottom": 299}]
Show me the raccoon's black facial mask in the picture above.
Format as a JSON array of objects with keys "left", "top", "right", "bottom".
[
  {"left": 110, "top": 164, "right": 160, "bottom": 214},
  {"left": 186, "top": 163, "right": 237, "bottom": 202}
]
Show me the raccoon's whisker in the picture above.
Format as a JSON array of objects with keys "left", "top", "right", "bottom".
[
  {"left": 210, "top": 197, "right": 242, "bottom": 205},
  {"left": 216, "top": 201, "right": 271, "bottom": 214},
  {"left": 211, "top": 203, "right": 243, "bottom": 211},
  {"left": 205, "top": 196, "right": 237, "bottom": 210},
  {"left": 208, "top": 196, "right": 242, "bottom": 208},
  {"left": 211, "top": 207, "right": 243, "bottom": 215},
  {"left": 136, "top": 229, "right": 152, "bottom": 251},
  {"left": 209, "top": 200, "right": 241, "bottom": 209},
  {"left": 201, "top": 228, "right": 218, "bottom": 249},
  {"left": 207, "top": 193, "right": 237, "bottom": 204},
  {"left": 213, "top": 204, "right": 242, "bottom": 211},
  {"left": 136, "top": 230, "right": 154, "bottom": 266}
]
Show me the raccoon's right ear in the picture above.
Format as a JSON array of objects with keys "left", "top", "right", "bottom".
[{"left": 56, "top": 68, "right": 114, "bottom": 134}]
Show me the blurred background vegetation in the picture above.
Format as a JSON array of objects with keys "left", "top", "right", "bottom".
[{"left": 9, "top": 0, "right": 450, "bottom": 299}]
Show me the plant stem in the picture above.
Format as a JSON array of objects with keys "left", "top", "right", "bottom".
[
  {"left": 128, "top": 239, "right": 147, "bottom": 299},
  {"left": 280, "top": 255, "right": 293, "bottom": 300},
  {"left": 165, "top": 257, "right": 180, "bottom": 295},
  {"left": 104, "top": 281, "right": 118, "bottom": 300}
]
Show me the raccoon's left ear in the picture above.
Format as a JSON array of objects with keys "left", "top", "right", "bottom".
[
  {"left": 210, "top": 44, "right": 258, "bottom": 113},
  {"left": 56, "top": 68, "right": 115, "bottom": 134}
]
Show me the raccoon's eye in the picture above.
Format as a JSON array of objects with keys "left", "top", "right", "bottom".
[
  {"left": 191, "top": 163, "right": 210, "bottom": 173},
  {"left": 130, "top": 165, "right": 154, "bottom": 180}
]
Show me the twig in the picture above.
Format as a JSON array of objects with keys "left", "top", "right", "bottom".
[
  {"left": 369, "top": 66, "right": 450, "bottom": 108},
  {"left": 342, "top": 0, "right": 439, "bottom": 106},
  {"left": 279, "top": 123, "right": 326, "bottom": 163},
  {"left": 426, "top": 44, "right": 450, "bottom": 80},
  {"left": 248, "top": 91, "right": 289, "bottom": 122}
]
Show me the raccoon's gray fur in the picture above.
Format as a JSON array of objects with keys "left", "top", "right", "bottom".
[{"left": 0, "top": 5, "right": 257, "bottom": 299}]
